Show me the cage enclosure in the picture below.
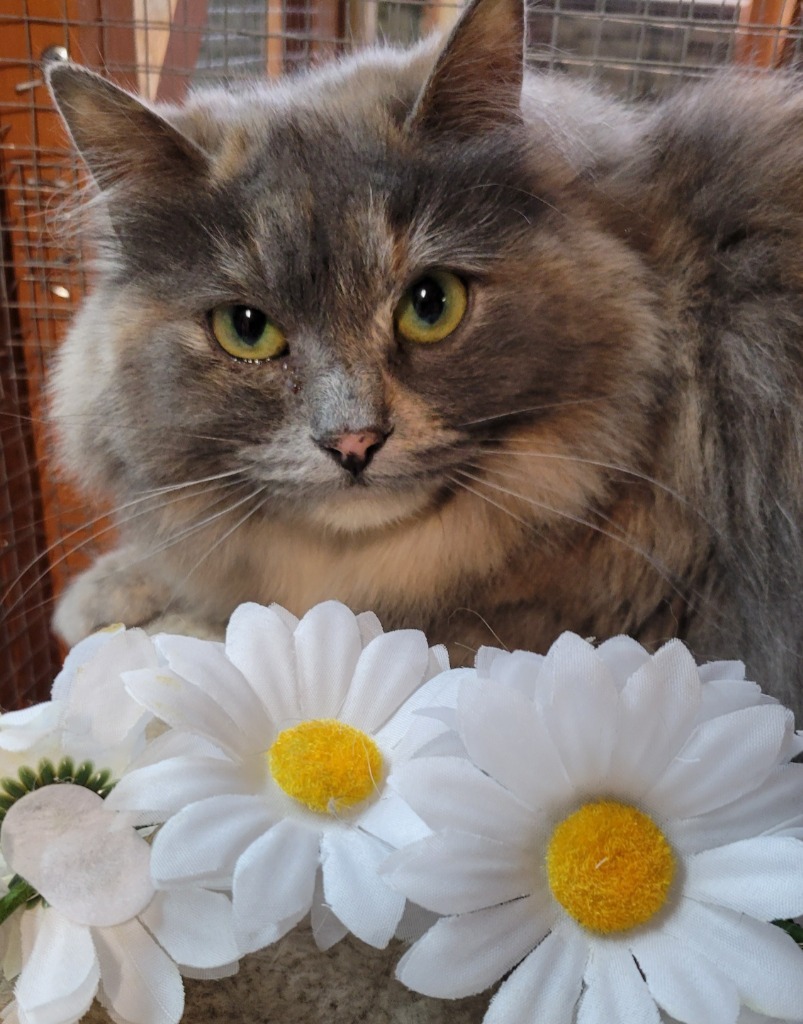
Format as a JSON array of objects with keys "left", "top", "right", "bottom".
[{"left": 1, "top": 0, "right": 801, "bottom": 707}]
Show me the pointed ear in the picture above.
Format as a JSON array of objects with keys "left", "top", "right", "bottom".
[
  {"left": 46, "top": 63, "right": 207, "bottom": 191},
  {"left": 408, "top": 0, "right": 525, "bottom": 137}
]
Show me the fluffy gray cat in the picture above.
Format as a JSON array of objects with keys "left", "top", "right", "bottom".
[{"left": 47, "top": 0, "right": 803, "bottom": 715}]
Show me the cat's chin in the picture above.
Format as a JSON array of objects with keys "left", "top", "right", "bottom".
[{"left": 300, "top": 484, "right": 437, "bottom": 534}]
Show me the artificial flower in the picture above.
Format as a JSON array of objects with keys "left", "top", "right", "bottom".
[
  {"left": 0, "top": 628, "right": 239, "bottom": 1024},
  {"left": 382, "top": 633, "right": 803, "bottom": 1024},
  {"left": 108, "top": 600, "right": 456, "bottom": 954}
]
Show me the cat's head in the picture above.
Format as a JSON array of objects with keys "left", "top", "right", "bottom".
[{"left": 48, "top": 0, "right": 662, "bottom": 539}]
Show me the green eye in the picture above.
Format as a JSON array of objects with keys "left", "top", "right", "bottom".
[
  {"left": 210, "top": 304, "right": 287, "bottom": 361},
  {"left": 395, "top": 270, "right": 467, "bottom": 344}
]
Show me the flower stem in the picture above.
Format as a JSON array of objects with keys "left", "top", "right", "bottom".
[
  {"left": 0, "top": 879, "right": 37, "bottom": 924},
  {"left": 774, "top": 919, "right": 803, "bottom": 948}
]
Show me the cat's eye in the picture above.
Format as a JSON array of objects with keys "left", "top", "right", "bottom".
[
  {"left": 394, "top": 270, "right": 467, "bottom": 344},
  {"left": 210, "top": 304, "right": 287, "bottom": 361}
]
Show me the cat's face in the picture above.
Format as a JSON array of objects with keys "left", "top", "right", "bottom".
[{"left": 49, "top": 0, "right": 662, "bottom": 538}]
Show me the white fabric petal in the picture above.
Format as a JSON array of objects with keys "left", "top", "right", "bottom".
[
  {"left": 59, "top": 630, "right": 157, "bottom": 751},
  {"left": 337, "top": 630, "right": 430, "bottom": 734},
  {"left": 630, "top": 930, "right": 740, "bottom": 1024},
  {"left": 395, "top": 894, "right": 554, "bottom": 998},
  {"left": 487, "top": 650, "right": 544, "bottom": 698},
  {"left": 595, "top": 636, "right": 651, "bottom": 687},
  {"left": 223, "top": 603, "right": 299, "bottom": 729},
  {"left": 373, "top": 669, "right": 467, "bottom": 759},
  {"left": 484, "top": 924, "right": 587, "bottom": 1024},
  {"left": 355, "top": 610, "right": 384, "bottom": 645},
  {"left": 457, "top": 679, "right": 574, "bottom": 811},
  {"left": 667, "top": 764, "right": 803, "bottom": 854},
  {"left": 153, "top": 635, "right": 270, "bottom": 750},
  {"left": 106, "top": 756, "right": 249, "bottom": 818},
  {"left": 232, "top": 820, "right": 319, "bottom": 947},
  {"left": 150, "top": 794, "right": 274, "bottom": 887},
  {"left": 383, "top": 829, "right": 538, "bottom": 915},
  {"left": 388, "top": 756, "right": 537, "bottom": 843},
  {"left": 646, "top": 705, "right": 791, "bottom": 818},
  {"left": 321, "top": 830, "right": 405, "bottom": 948},
  {"left": 15, "top": 909, "right": 99, "bottom": 1024},
  {"left": 123, "top": 729, "right": 228, "bottom": 770},
  {"left": 536, "top": 633, "right": 620, "bottom": 791},
  {"left": 683, "top": 837, "right": 803, "bottom": 919},
  {"left": 311, "top": 871, "right": 349, "bottom": 951},
  {"left": 578, "top": 941, "right": 660, "bottom": 1024},
  {"left": 122, "top": 668, "right": 250, "bottom": 758},
  {"left": 51, "top": 627, "right": 123, "bottom": 699},
  {"left": 93, "top": 917, "right": 183, "bottom": 1024},
  {"left": 357, "top": 790, "right": 431, "bottom": 849},
  {"left": 140, "top": 889, "right": 240, "bottom": 969},
  {"left": 2, "top": 787, "right": 153, "bottom": 927},
  {"left": 293, "top": 602, "right": 364, "bottom": 719},
  {"left": 0, "top": 703, "right": 61, "bottom": 753},
  {"left": 663, "top": 898, "right": 803, "bottom": 1019},
  {"left": 608, "top": 642, "right": 701, "bottom": 796}
]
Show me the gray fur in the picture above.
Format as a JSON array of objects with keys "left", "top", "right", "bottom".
[{"left": 45, "top": 0, "right": 803, "bottom": 715}]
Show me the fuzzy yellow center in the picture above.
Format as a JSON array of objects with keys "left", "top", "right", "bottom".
[
  {"left": 546, "top": 800, "right": 675, "bottom": 934},
  {"left": 268, "top": 719, "right": 384, "bottom": 815}
]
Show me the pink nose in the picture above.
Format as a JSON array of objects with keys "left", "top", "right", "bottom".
[{"left": 319, "top": 429, "right": 387, "bottom": 476}]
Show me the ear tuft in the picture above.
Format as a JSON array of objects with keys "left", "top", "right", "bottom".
[
  {"left": 408, "top": 0, "right": 525, "bottom": 137},
  {"left": 47, "top": 63, "right": 207, "bottom": 191}
]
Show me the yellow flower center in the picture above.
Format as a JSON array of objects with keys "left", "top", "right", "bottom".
[
  {"left": 268, "top": 719, "right": 384, "bottom": 815},
  {"left": 546, "top": 800, "right": 675, "bottom": 934}
]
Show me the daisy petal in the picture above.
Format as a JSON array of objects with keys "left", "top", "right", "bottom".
[
  {"left": 140, "top": 889, "right": 239, "bottom": 969},
  {"left": 107, "top": 756, "right": 248, "bottom": 818},
  {"left": 668, "top": 764, "right": 803, "bottom": 853},
  {"left": 388, "top": 756, "right": 536, "bottom": 843},
  {"left": 311, "top": 872, "right": 349, "bottom": 951},
  {"left": 383, "top": 831, "right": 545, "bottom": 915},
  {"left": 595, "top": 636, "right": 651, "bottom": 686},
  {"left": 154, "top": 635, "right": 270, "bottom": 748},
  {"left": 355, "top": 611, "right": 384, "bottom": 646},
  {"left": 224, "top": 603, "right": 299, "bottom": 728},
  {"left": 122, "top": 668, "right": 248, "bottom": 757},
  {"left": 578, "top": 942, "right": 660, "bottom": 1024},
  {"left": 608, "top": 642, "right": 701, "bottom": 795},
  {"left": 665, "top": 899, "right": 803, "bottom": 1019},
  {"left": 337, "top": 630, "right": 430, "bottom": 734},
  {"left": 395, "top": 894, "right": 553, "bottom": 998},
  {"left": 646, "top": 705, "right": 791, "bottom": 817},
  {"left": 232, "top": 820, "right": 318, "bottom": 942},
  {"left": 538, "top": 633, "right": 619, "bottom": 790},
  {"left": 356, "top": 790, "right": 431, "bottom": 848},
  {"left": 150, "top": 795, "right": 273, "bottom": 886},
  {"left": 458, "top": 680, "right": 573, "bottom": 811},
  {"left": 321, "top": 830, "right": 405, "bottom": 948},
  {"left": 683, "top": 837, "right": 803, "bottom": 919},
  {"left": 2, "top": 787, "right": 153, "bottom": 927},
  {"left": 15, "top": 909, "right": 99, "bottom": 1024},
  {"left": 293, "top": 602, "right": 364, "bottom": 719},
  {"left": 93, "top": 917, "right": 183, "bottom": 1024},
  {"left": 630, "top": 930, "right": 740, "bottom": 1024},
  {"left": 484, "top": 925, "right": 587, "bottom": 1024}
]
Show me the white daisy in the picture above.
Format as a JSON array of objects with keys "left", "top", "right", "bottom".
[
  {"left": 0, "top": 628, "right": 239, "bottom": 1024},
  {"left": 108, "top": 600, "right": 456, "bottom": 954},
  {"left": 382, "top": 632, "right": 803, "bottom": 1024}
]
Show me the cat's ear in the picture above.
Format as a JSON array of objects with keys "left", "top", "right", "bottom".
[
  {"left": 408, "top": 0, "right": 524, "bottom": 137},
  {"left": 46, "top": 63, "right": 207, "bottom": 191}
]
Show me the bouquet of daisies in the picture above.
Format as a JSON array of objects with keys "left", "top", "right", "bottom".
[{"left": 1, "top": 601, "right": 802, "bottom": 1024}]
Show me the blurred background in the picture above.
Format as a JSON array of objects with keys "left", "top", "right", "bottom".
[{"left": 1, "top": 0, "right": 802, "bottom": 706}]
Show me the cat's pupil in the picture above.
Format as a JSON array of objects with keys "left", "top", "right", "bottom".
[
  {"left": 411, "top": 278, "right": 446, "bottom": 325},
  {"left": 232, "top": 306, "right": 267, "bottom": 345}
]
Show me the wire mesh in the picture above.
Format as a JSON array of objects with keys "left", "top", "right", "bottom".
[{"left": 0, "top": 0, "right": 801, "bottom": 707}]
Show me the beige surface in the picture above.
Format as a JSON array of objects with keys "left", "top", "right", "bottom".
[{"left": 6, "top": 928, "right": 490, "bottom": 1024}]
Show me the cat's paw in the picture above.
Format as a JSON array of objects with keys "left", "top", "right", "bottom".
[{"left": 53, "top": 547, "right": 174, "bottom": 647}]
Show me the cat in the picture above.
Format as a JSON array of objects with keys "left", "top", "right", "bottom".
[{"left": 45, "top": 0, "right": 803, "bottom": 717}]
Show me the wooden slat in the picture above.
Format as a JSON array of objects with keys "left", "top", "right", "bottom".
[{"left": 736, "top": 0, "right": 799, "bottom": 65}]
